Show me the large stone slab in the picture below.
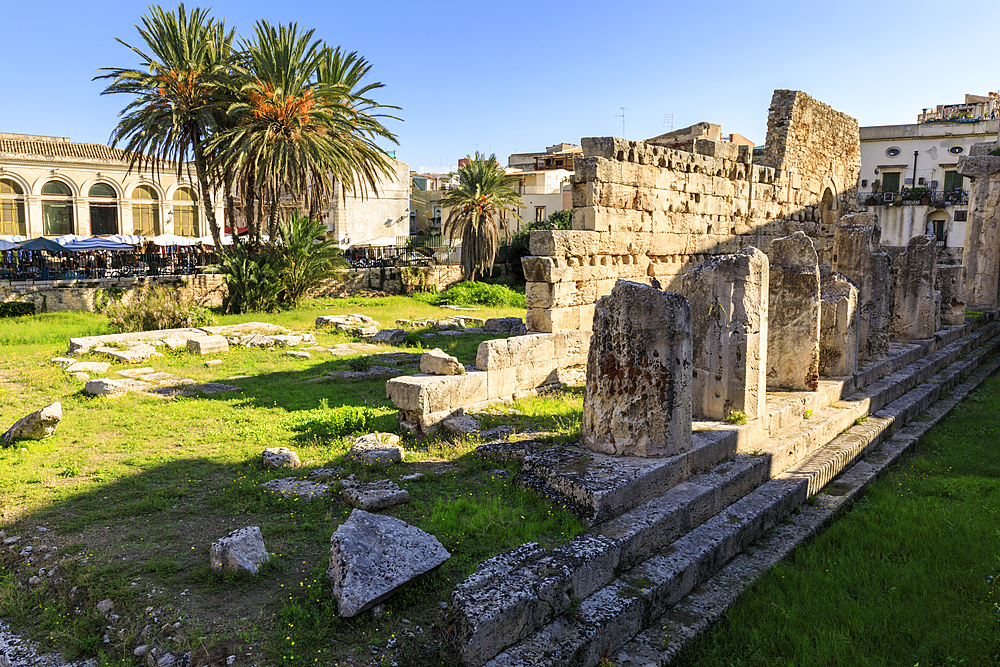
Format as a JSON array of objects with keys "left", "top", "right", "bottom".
[
  {"left": 581, "top": 280, "right": 692, "bottom": 457},
  {"left": 340, "top": 479, "right": 409, "bottom": 510},
  {"left": 347, "top": 433, "right": 404, "bottom": 467},
  {"left": 420, "top": 348, "right": 463, "bottom": 375},
  {"left": 2, "top": 402, "right": 61, "bottom": 446},
  {"left": 891, "top": 235, "right": 938, "bottom": 340},
  {"left": 328, "top": 509, "right": 450, "bottom": 617},
  {"left": 681, "top": 247, "right": 768, "bottom": 420},
  {"left": 83, "top": 378, "right": 153, "bottom": 397},
  {"left": 767, "top": 232, "right": 820, "bottom": 391},
  {"left": 210, "top": 526, "right": 269, "bottom": 574},
  {"left": 186, "top": 335, "right": 229, "bottom": 355},
  {"left": 820, "top": 269, "right": 860, "bottom": 377},
  {"left": 959, "top": 154, "right": 1000, "bottom": 308}
]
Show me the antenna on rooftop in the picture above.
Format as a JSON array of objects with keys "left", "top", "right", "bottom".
[
  {"left": 615, "top": 107, "right": 627, "bottom": 139},
  {"left": 664, "top": 113, "right": 674, "bottom": 132}
]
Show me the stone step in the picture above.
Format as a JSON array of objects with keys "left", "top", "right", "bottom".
[
  {"left": 612, "top": 336, "right": 1000, "bottom": 666},
  {"left": 470, "top": 322, "right": 1000, "bottom": 667}
]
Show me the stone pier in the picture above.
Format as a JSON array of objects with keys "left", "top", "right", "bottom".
[
  {"left": 832, "top": 213, "right": 892, "bottom": 360},
  {"left": 958, "top": 150, "right": 1000, "bottom": 309},
  {"left": 819, "top": 268, "right": 859, "bottom": 377},
  {"left": 680, "top": 247, "right": 768, "bottom": 420},
  {"left": 891, "top": 235, "right": 939, "bottom": 340},
  {"left": 936, "top": 265, "right": 967, "bottom": 327},
  {"left": 581, "top": 280, "right": 692, "bottom": 457},
  {"left": 766, "top": 232, "right": 820, "bottom": 390}
]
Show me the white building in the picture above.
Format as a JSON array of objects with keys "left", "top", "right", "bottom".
[
  {"left": 325, "top": 155, "right": 410, "bottom": 248},
  {"left": 858, "top": 94, "right": 1000, "bottom": 260},
  {"left": 0, "top": 132, "right": 221, "bottom": 239},
  {"left": 505, "top": 143, "right": 581, "bottom": 231}
]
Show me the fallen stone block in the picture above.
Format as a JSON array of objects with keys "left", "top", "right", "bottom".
[
  {"left": 205, "top": 359, "right": 223, "bottom": 367},
  {"left": 192, "top": 382, "right": 239, "bottom": 394},
  {"left": 186, "top": 335, "right": 229, "bottom": 355},
  {"left": 372, "top": 329, "right": 407, "bottom": 345},
  {"left": 2, "top": 402, "right": 62, "bottom": 446},
  {"left": 116, "top": 367, "right": 156, "bottom": 378},
  {"left": 347, "top": 433, "right": 404, "bottom": 467},
  {"left": 210, "top": 526, "right": 269, "bottom": 574},
  {"left": 420, "top": 348, "right": 463, "bottom": 375},
  {"left": 238, "top": 334, "right": 274, "bottom": 348},
  {"left": 162, "top": 337, "right": 189, "bottom": 350},
  {"left": 328, "top": 509, "right": 450, "bottom": 617},
  {"left": 93, "top": 343, "right": 157, "bottom": 364},
  {"left": 341, "top": 479, "right": 409, "bottom": 510},
  {"left": 443, "top": 414, "right": 481, "bottom": 436},
  {"left": 286, "top": 351, "right": 311, "bottom": 359},
  {"left": 484, "top": 317, "right": 524, "bottom": 334},
  {"left": 260, "top": 477, "right": 330, "bottom": 501},
  {"left": 84, "top": 378, "right": 152, "bottom": 397},
  {"left": 66, "top": 361, "right": 111, "bottom": 374},
  {"left": 269, "top": 335, "right": 303, "bottom": 347},
  {"left": 73, "top": 372, "right": 89, "bottom": 382},
  {"left": 307, "top": 467, "right": 345, "bottom": 481},
  {"left": 262, "top": 447, "right": 300, "bottom": 469},
  {"left": 50, "top": 357, "right": 75, "bottom": 367}
]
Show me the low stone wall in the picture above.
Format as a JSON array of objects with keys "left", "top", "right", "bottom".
[
  {"left": 0, "top": 275, "right": 227, "bottom": 312},
  {"left": 386, "top": 330, "right": 590, "bottom": 434},
  {"left": 321, "top": 265, "right": 513, "bottom": 296}
]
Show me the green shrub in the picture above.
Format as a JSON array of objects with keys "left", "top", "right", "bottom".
[
  {"left": 348, "top": 356, "right": 373, "bottom": 372},
  {"left": 320, "top": 405, "right": 380, "bottom": 438},
  {"left": 102, "top": 285, "right": 215, "bottom": 332},
  {"left": 0, "top": 302, "right": 35, "bottom": 318},
  {"left": 413, "top": 280, "right": 526, "bottom": 308}
]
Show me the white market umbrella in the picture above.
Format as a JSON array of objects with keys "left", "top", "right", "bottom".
[
  {"left": 107, "top": 234, "right": 144, "bottom": 245},
  {"left": 152, "top": 233, "right": 199, "bottom": 247},
  {"left": 0, "top": 235, "right": 27, "bottom": 243},
  {"left": 55, "top": 234, "right": 88, "bottom": 246},
  {"left": 197, "top": 233, "right": 233, "bottom": 246},
  {"left": 0, "top": 239, "right": 18, "bottom": 251}
]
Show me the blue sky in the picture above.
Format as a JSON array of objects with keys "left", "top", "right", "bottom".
[{"left": 3, "top": 0, "right": 998, "bottom": 173}]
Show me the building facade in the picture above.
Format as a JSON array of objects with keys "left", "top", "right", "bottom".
[
  {"left": 325, "top": 155, "right": 410, "bottom": 248},
  {"left": 505, "top": 143, "right": 581, "bottom": 230},
  {"left": 0, "top": 132, "right": 222, "bottom": 239},
  {"left": 857, "top": 95, "right": 1000, "bottom": 260}
]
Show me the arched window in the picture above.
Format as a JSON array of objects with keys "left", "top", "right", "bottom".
[
  {"left": 0, "top": 178, "right": 26, "bottom": 237},
  {"left": 132, "top": 184, "right": 160, "bottom": 237},
  {"left": 41, "top": 180, "right": 74, "bottom": 235},
  {"left": 172, "top": 187, "right": 199, "bottom": 237},
  {"left": 89, "top": 183, "right": 118, "bottom": 236}
]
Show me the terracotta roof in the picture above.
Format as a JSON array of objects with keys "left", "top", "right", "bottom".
[{"left": 0, "top": 138, "right": 149, "bottom": 163}]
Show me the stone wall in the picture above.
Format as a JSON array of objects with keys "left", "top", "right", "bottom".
[
  {"left": 523, "top": 89, "right": 861, "bottom": 335},
  {"left": 0, "top": 275, "right": 227, "bottom": 312},
  {"left": 320, "top": 265, "right": 511, "bottom": 297}
]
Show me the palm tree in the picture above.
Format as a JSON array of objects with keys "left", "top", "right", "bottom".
[
  {"left": 97, "top": 5, "right": 236, "bottom": 250},
  {"left": 209, "top": 22, "right": 398, "bottom": 242},
  {"left": 440, "top": 153, "right": 524, "bottom": 280}
]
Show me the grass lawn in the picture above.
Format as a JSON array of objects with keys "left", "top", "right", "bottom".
[
  {"left": 674, "top": 373, "right": 1000, "bottom": 667},
  {"left": 0, "top": 297, "right": 585, "bottom": 666}
]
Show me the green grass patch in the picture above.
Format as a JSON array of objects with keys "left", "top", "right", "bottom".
[{"left": 675, "top": 373, "right": 1000, "bottom": 667}]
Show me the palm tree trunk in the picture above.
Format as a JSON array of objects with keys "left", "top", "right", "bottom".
[{"left": 192, "top": 132, "right": 223, "bottom": 253}]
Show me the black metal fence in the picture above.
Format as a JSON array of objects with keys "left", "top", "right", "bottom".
[{"left": 1, "top": 247, "right": 213, "bottom": 282}]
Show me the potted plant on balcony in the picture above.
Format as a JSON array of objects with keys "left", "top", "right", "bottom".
[{"left": 903, "top": 187, "right": 932, "bottom": 205}]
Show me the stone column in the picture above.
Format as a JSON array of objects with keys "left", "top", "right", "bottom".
[
  {"left": 819, "top": 268, "right": 859, "bottom": 377},
  {"left": 581, "top": 280, "right": 692, "bottom": 457},
  {"left": 936, "top": 265, "right": 967, "bottom": 326},
  {"left": 958, "top": 153, "right": 1000, "bottom": 309},
  {"left": 832, "top": 213, "right": 892, "bottom": 360},
  {"left": 891, "top": 235, "right": 939, "bottom": 340},
  {"left": 766, "top": 231, "right": 820, "bottom": 391},
  {"left": 681, "top": 246, "right": 768, "bottom": 421}
]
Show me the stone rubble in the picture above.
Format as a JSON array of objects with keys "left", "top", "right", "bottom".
[
  {"left": 262, "top": 447, "right": 301, "bottom": 469},
  {"left": 340, "top": 478, "right": 409, "bottom": 510},
  {"left": 420, "top": 348, "right": 464, "bottom": 375},
  {"left": 210, "top": 526, "right": 269, "bottom": 575},
  {"left": 328, "top": 509, "right": 450, "bottom": 617},
  {"left": 347, "top": 433, "right": 405, "bottom": 467},
  {"left": 2, "top": 402, "right": 62, "bottom": 446}
]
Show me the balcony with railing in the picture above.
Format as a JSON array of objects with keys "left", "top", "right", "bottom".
[{"left": 857, "top": 189, "right": 968, "bottom": 208}]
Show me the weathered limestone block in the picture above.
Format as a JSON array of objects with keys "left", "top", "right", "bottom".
[
  {"left": 328, "top": 509, "right": 450, "bottom": 617},
  {"left": 819, "top": 269, "right": 859, "bottom": 377},
  {"left": 935, "top": 265, "right": 967, "bottom": 326},
  {"left": 891, "top": 235, "right": 939, "bottom": 340},
  {"left": 210, "top": 526, "right": 268, "bottom": 574},
  {"left": 528, "top": 230, "right": 600, "bottom": 257},
  {"left": 262, "top": 447, "right": 301, "bottom": 469},
  {"left": 420, "top": 348, "right": 464, "bottom": 375},
  {"left": 347, "top": 432, "right": 404, "bottom": 467},
  {"left": 581, "top": 280, "right": 692, "bottom": 457},
  {"left": 767, "top": 232, "right": 820, "bottom": 391},
  {"left": 832, "top": 215, "right": 892, "bottom": 360},
  {"left": 959, "top": 155, "right": 1000, "bottom": 308},
  {"left": 483, "top": 317, "right": 525, "bottom": 334},
  {"left": 340, "top": 479, "right": 409, "bottom": 510},
  {"left": 372, "top": 328, "right": 407, "bottom": 345},
  {"left": 186, "top": 335, "right": 229, "bottom": 355},
  {"left": 681, "top": 247, "right": 768, "bottom": 420},
  {"left": 83, "top": 378, "right": 152, "bottom": 397},
  {"left": 2, "top": 402, "right": 62, "bottom": 446}
]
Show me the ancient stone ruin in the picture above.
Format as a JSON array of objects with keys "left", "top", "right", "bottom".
[{"left": 384, "top": 89, "right": 1000, "bottom": 666}]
